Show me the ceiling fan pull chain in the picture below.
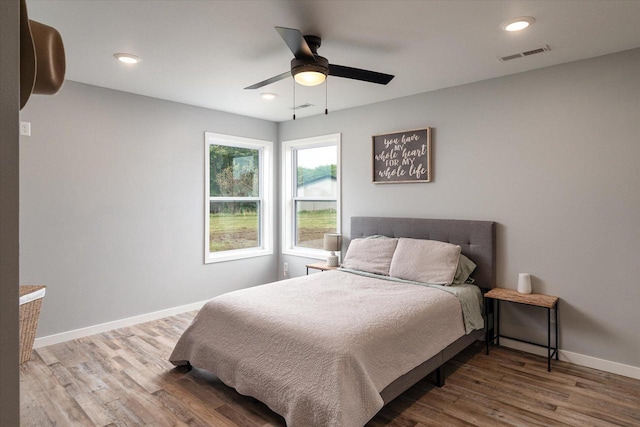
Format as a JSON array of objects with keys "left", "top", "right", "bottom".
[
  {"left": 325, "top": 78, "right": 328, "bottom": 115},
  {"left": 293, "top": 78, "right": 296, "bottom": 120}
]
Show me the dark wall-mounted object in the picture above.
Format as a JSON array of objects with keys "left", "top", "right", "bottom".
[{"left": 20, "top": 0, "right": 66, "bottom": 110}]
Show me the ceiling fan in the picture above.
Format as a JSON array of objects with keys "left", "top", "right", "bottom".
[{"left": 244, "top": 26, "right": 395, "bottom": 90}]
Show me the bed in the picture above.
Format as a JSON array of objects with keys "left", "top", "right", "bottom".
[{"left": 170, "top": 217, "right": 496, "bottom": 427}]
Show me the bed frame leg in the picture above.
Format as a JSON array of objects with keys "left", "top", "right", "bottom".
[{"left": 435, "top": 367, "right": 445, "bottom": 387}]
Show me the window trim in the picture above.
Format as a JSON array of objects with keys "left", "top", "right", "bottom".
[
  {"left": 281, "top": 133, "right": 341, "bottom": 259},
  {"left": 204, "top": 132, "right": 273, "bottom": 264}
]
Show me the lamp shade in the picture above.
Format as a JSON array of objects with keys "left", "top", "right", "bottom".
[
  {"left": 324, "top": 233, "right": 342, "bottom": 267},
  {"left": 323, "top": 233, "right": 342, "bottom": 252}
]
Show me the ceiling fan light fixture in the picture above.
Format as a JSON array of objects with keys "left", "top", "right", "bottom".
[
  {"left": 291, "top": 56, "right": 329, "bottom": 86},
  {"left": 294, "top": 71, "right": 326, "bottom": 86}
]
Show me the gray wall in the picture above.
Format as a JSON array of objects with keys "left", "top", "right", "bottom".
[
  {"left": 19, "top": 82, "right": 279, "bottom": 336},
  {"left": 0, "top": 0, "right": 20, "bottom": 424},
  {"left": 280, "top": 48, "right": 640, "bottom": 367}
]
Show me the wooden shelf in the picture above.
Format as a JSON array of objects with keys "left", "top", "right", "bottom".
[
  {"left": 485, "top": 287, "right": 558, "bottom": 308},
  {"left": 305, "top": 262, "right": 339, "bottom": 274}
]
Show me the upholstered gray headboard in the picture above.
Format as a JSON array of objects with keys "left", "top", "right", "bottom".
[{"left": 350, "top": 217, "right": 496, "bottom": 290}]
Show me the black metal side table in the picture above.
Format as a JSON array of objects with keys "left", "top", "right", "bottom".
[{"left": 484, "top": 287, "right": 559, "bottom": 371}]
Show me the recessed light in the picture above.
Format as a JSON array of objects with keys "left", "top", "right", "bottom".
[
  {"left": 114, "top": 53, "right": 141, "bottom": 64},
  {"left": 501, "top": 16, "right": 536, "bottom": 32},
  {"left": 260, "top": 92, "right": 278, "bottom": 100}
]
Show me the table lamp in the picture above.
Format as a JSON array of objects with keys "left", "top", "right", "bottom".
[{"left": 323, "top": 233, "right": 342, "bottom": 267}]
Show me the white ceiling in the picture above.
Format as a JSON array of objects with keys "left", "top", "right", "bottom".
[{"left": 28, "top": 0, "right": 640, "bottom": 122}]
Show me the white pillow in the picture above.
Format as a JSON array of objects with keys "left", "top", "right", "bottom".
[
  {"left": 342, "top": 238, "right": 398, "bottom": 276},
  {"left": 388, "top": 238, "right": 461, "bottom": 285}
]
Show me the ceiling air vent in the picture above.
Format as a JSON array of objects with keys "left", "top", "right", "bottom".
[
  {"left": 290, "top": 103, "right": 314, "bottom": 110},
  {"left": 498, "top": 45, "right": 550, "bottom": 62}
]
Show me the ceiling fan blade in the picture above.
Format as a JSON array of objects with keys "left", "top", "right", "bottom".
[
  {"left": 275, "top": 26, "right": 316, "bottom": 61},
  {"left": 244, "top": 71, "right": 291, "bottom": 90},
  {"left": 328, "top": 64, "right": 394, "bottom": 85}
]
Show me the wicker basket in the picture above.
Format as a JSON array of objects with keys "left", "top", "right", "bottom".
[{"left": 19, "top": 285, "right": 46, "bottom": 365}]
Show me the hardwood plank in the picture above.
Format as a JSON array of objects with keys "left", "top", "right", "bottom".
[
  {"left": 167, "top": 375, "right": 227, "bottom": 409},
  {"left": 21, "top": 313, "right": 640, "bottom": 427},
  {"left": 554, "top": 406, "right": 634, "bottom": 427},
  {"left": 216, "top": 403, "right": 274, "bottom": 427},
  {"left": 152, "top": 389, "right": 239, "bottom": 427},
  {"left": 414, "top": 413, "right": 476, "bottom": 427},
  {"left": 123, "top": 367, "right": 163, "bottom": 394},
  {"left": 74, "top": 391, "right": 116, "bottom": 426},
  {"left": 114, "top": 375, "right": 190, "bottom": 426},
  {"left": 34, "top": 345, "right": 60, "bottom": 366},
  {"left": 20, "top": 365, "right": 76, "bottom": 426},
  {"left": 444, "top": 380, "right": 571, "bottom": 426},
  {"left": 102, "top": 398, "right": 147, "bottom": 426}
]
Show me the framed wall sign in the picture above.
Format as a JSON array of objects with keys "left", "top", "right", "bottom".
[{"left": 372, "top": 127, "right": 431, "bottom": 183}]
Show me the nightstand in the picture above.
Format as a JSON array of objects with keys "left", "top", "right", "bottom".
[
  {"left": 484, "top": 287, "right": 559, "bottom": 371},
  {"left": 305, "top": 262, "right": 339, "bottom": 275}
]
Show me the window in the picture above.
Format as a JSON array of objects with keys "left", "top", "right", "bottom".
[
  {"left": 282, "top": 134, "right": 341, "bottom": 257},
  {"left": 205, "top": 132, "right": 273, "bottom": 263}
]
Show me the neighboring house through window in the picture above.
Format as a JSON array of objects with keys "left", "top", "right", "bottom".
[
  {"left": 205, "top": 132, "right": 273, "bottom": 263},
  {"left": 282, "top": 133, "right": 341, "bottom": 258}
]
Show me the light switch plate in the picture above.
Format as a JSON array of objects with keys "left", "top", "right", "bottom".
[{"left": 20, "top": 121, "right": 31, "bottom": 136}]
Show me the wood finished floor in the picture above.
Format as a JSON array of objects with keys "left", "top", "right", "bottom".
[{"left": 20, "top": 311, "right": 640, "bottom": 427}]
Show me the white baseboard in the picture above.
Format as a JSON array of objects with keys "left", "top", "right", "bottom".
[
  {"left": 33, "top": 299, "right": 208, "bottom": 349},
  {"left": 499, "top": 337, "right": 640, "bottom": 380}
]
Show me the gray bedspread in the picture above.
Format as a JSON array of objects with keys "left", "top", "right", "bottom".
[
  {"left": 170, "top": 270, "right": 478, "bottom": 427},
  {"left": 339, "top": 267, "right": 484, "bottom": 333}
]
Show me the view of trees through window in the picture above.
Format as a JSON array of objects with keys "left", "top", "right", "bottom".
[{"left": 209, "top": 145, "right": 260, "bottom": 252}]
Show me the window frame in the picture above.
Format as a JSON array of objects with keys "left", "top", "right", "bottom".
[
  {"left": 281, "top": 133, "right": 341, "bottom": 259},
  {"left": 204, "top": 132, "right": 273, "bottom": 264}
]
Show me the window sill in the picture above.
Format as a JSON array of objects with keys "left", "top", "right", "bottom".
[
  {"left": 282, "top": 247, "right": 338, "bottom": 261},
  {"left": 205, "top": 247, "right": 273, "bottom": 264}
]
